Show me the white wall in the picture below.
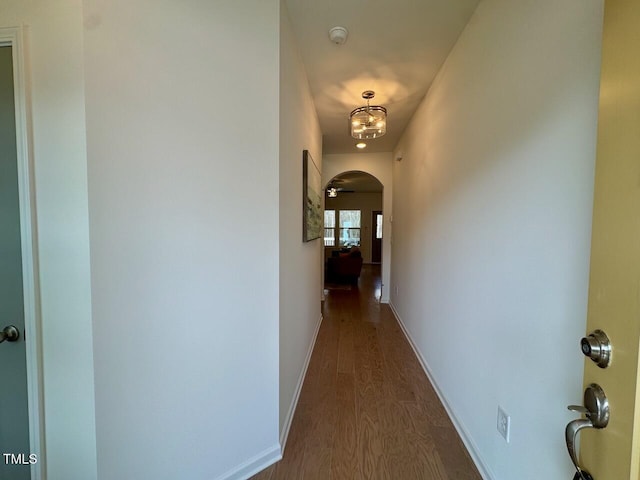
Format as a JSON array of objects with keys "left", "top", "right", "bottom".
[
  {"left": 323, "top": 153, "right": 392, "bottom": 302},
  {"left": 278, "top": 0, "right": 323, "bottom": 448},
  {"left": 325, "top": 192, "right": 383, "bottom": 264},
  {"left": 1, "top": 3, "right": 98, "bottom": 479},
  {"left": 83, "top": 1, "right": 281, "bottom": 478},
  {"left": 390, "top": 1, "right": 603, "bottom": 479}
]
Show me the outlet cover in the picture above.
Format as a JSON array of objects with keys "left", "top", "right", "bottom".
[{"left": 497, "top": 406, "right": 510, "bottom": 443}]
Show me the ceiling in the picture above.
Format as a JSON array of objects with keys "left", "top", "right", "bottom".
[
  {"left": 285, "top": 0, "right": 480, "bottom": 154},
  {"left": 327, "top": 171, "right": 383, "bottom": 194}
]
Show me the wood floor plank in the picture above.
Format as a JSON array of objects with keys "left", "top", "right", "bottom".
[
  {"left": 301, "top": 446, "right": 331, "bottom": 480},
  {"left": 251, "top": 265, "right": 481, "bottom": 480},
  {"left": 406, "top": 431, "right": 450, "bottom": 480},
  {"left": 356, "top": 403, "right": 388, "bottom": 479},
  {"left": 431, "top": 425, "right": 482, "bottom": 480},
  {"left": 337, "top": 318, "right": 355, "bottom": 374},
  {"left": 249, "top": 464, "right": 274, "bottom": 480},
  {"left": 331, "top": 372, "right": 359, "bottom": 479}
]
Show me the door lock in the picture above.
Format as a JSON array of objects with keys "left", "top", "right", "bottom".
[
  {"left": 580, "top": 330, "right": 611, "bottom": 368},
  {"left": 0, "top": 325, "right": 20, "bottom": 343},
  {"left": 566, "top": 384, "right": 609, "bottom": 480}
]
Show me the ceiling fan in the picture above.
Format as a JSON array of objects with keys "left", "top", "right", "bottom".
[{"left": 326, "top": 179, "right": 355, "bottom": 195}]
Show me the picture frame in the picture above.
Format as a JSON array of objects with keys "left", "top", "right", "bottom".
[{"left": 302, "top": 150, "right": 322, "bottom": 242}]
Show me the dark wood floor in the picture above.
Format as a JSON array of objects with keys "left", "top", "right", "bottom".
[{"left": 252, "top": 265, "right": 481, "bottom": 480}]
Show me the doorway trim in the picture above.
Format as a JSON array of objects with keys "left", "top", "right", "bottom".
[
  {"left": 1, "top": 26, "right": 45, "bottom": 479},
  {"left": 371, "top": 210, "right": 382, "bottom": 264}
]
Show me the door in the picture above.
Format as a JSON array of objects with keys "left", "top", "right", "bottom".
[
  {"left": 577, "top": 0, "right": 640, "bottom": 478},
  {"left": 0, "top": 44, "right": 31, "bottom": 479},
  {"left": 371, "top": 211, "right": 382, "bottom": 263}
]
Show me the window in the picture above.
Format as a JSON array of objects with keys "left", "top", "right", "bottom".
[
  {"left": 324, "top": 209, "right": 361, "bottom": 247},
  {"left": 338, "top": 210, "right": 361, "bottom": 247},
  {"left": 376, "top": 214, "right": 383, "bottom": 239},
  {"left": 324, "top": 210, "right": 336, "bottom": 246}
]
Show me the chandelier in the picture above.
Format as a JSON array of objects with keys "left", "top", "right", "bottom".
[{"left": 350, "top": 90, "right": 387, "bottom": 139}]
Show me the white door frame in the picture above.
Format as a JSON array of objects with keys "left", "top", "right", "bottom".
[{"left": 0, "top": 26, "right": 45, "bottom": 480}]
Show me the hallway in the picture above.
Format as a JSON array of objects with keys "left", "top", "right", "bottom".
[{"left": 253, "top": 266, "right": 481, "bottom": 479}]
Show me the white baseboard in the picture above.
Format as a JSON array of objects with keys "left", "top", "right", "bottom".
[
  {"left": 215, "top": 314, "right": 323, "bottom": 480},
  {"left": 213, "top": 443, "right": 281, "bottom": 480},
  {"left": 279, "top": 313, "right": 323, "bottom": 451},
  {"left": 388, "top": 302, "right": 495, "bottom": 480}
]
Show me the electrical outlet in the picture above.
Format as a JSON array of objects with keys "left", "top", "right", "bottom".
[{"left": 497, "top": 406, "right": 510, "bottom": 443}]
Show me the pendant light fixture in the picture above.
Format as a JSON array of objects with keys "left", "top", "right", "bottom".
[
  {"left": 327, "top": 187, "right": 338, "bottom": 198},
  {"left": 350, "top": 90, "right": 387, "bottom": 140}
]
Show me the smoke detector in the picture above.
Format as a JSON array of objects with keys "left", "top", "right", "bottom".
[{"left": 328, "top": 26, "right": 348, "bottom": 45}]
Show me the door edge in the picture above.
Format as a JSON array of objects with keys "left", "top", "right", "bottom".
[{"left": 0, "top": 25, "right": 45, "bottom": 480}]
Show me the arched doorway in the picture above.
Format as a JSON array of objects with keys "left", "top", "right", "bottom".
[
  {"left": 321, "top": 153, "right": 393, "bottom": 303},
  {"left": 323, "top": 171, "right": 384, "bottom": 295},
  {"left": 323, "top": 171, "right": 383, "bottom": 263}
]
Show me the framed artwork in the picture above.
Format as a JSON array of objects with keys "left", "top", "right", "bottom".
[{"left": 302, "top": 150, "right": 322, "bottom": 242}]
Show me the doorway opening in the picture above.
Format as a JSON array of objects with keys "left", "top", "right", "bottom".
[
  {"left": 323, "top": 171, "right": 383, "bottom": 292},
  {"left": 371, "top": 210, "right": 382, "bottom": 264},
  {"left": 0, "top": 27, "right": 44, "bottom": 480}
]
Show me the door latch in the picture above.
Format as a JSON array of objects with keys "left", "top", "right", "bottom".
[{"left": 566, "top": 384, "right": 609, "bottom": 480}]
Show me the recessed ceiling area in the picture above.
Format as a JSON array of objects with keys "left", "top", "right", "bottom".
[
  {"left": 285, "top": 0, "right": 480, "bottom": 154},
  {"left": 326, "top": 171, "right": 383, "bottom": 194}
]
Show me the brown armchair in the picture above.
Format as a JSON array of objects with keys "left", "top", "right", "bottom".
[{"left": 326, "top": 248, "right": 363, "bottom": 284}]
